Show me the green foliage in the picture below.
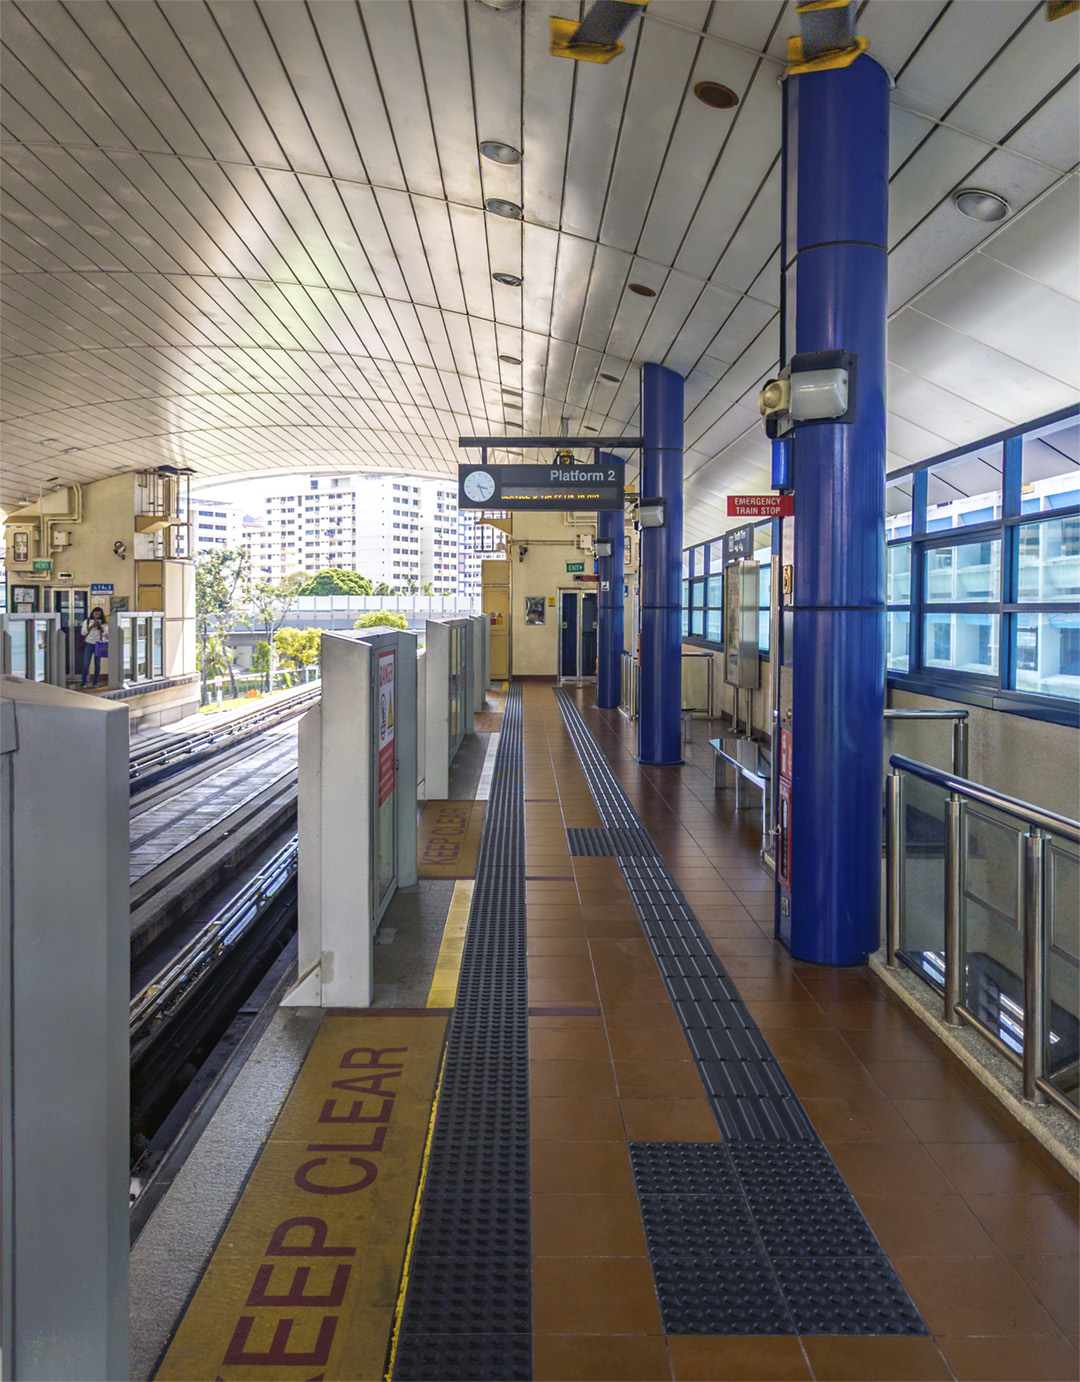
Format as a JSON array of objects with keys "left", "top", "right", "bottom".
[
  {"left": 275, "top": 626, "right": 322, "bottom": 669},
  {"left": 252, "top": 640, "right": 271, "bottom": 673},
  {"left": 195, "top": 547, "right": 248, "bottom": 697},
  {"left": 298, "top": 567, "right": 374, "bottom": 597},
  {"left": 372, "top": 581, "right": 396, "bottom": 596},
  {"left": 354, "top": 611, "right": 408, "bottom": 631}
]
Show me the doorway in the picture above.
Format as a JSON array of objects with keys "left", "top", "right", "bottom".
[
  {"left": 49, "top": 587, "right": 89, "bottom": 680},
  {"left": 559, "top": 590, "right": 598, "bottom": 681}
]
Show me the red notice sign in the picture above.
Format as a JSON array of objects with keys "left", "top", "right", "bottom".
[
  {"left": 377, "top": 649, "right": 395, "bottom": 806},
  {"left": 727, "top": 494, "right": 794, "bottom": 518}
]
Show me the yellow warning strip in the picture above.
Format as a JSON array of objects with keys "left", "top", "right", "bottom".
[
  {"left": 384, "top": 1044, "right": 447, "bottom": 1381},
  {"left": 426, "top": 879, "right": 473, "bottom": 1007},
  {"left": 156, "top": 1013, "right": 447, "bottom": 1381}
]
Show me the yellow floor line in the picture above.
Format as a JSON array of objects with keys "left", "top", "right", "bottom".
[
  {"left": 427, "top": 878, "right": 473, "bottom": 1007},
  {"left": 384, "top": 1044, "right": 447, "bottom": 1382}
]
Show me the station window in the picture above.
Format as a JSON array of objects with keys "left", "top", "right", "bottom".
[{"left": 885, "top": 406, "right": 1079, "bottom": 716}]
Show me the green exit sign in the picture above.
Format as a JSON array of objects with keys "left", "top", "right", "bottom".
[
  {"left": 32, "top": 560, "right": 52, "bottom": 572},
  {"left": 566, "top": 562, "right": 585, "bottom": 573}
]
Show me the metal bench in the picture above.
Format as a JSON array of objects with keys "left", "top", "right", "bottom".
[{"left": 709, "top": 735, "right": 771, "bottom": 847}]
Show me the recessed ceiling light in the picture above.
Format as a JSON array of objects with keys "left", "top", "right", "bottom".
[
  {"left": 953, "top": 188, "right": 1010, "bottom": 222},
  {"left": 492, "top": 272, "right": 522, "bottom": 287},
  {"left": 47, "top": 475, "right": 60, "bottom": 481},
  {"left": 499, "top": 353, "right": 522, "bottom": 365},
  {"left": 694, "top": 81, "right": 739, "bottom": 109},
  {"left": 583, "top": 425, "right": 597, "bottom": 432},
  {"left": 476, "top": 0, "right": 520, "bottom": 10},
  {"left": 485, "top": 197, "right": 523, "bottom": 219},
  {"left": 628, "top": 283, "right": 656, "bottom": 297},
  {"left": 62, "top": 447, "right": 80, "bottom": 454},
  {"left": 600, "top": 372, "right": 621, "bottom": 383},
  {"left": 480, "top": 140, "right": 522, "bottom": 165},
  {"left": 38, "top": 437, "right": 58, "bottom": 446}
]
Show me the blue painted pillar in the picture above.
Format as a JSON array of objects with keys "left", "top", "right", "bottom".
[
  {"left": 787, "top": 56, "right": 889, "bottom": 964},
  {"left": 638, "top": 363, "right": 684, "bottom": 765},
  {"left": 595, "top": 480, "right": 624, "bottom": 708}
]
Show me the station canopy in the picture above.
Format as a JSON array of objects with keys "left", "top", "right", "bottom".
[{"left": 1, "top": 1, "right": 1077, "bottom": 544}]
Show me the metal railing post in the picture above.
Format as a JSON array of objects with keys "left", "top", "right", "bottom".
[
  {"left": 944, "top": 791, "right": 965, "bottom": 1026},
  {"left": 886, "top": 769, "right": 905, "bottom": 968},
  {"left": 953, "top": 717, "right": 969, "bottom": 779},
  {"left": 1022, "top": 828, "right": 1048, "bottom": 1104}
]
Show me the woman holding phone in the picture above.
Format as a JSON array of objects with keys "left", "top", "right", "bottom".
[{"left": 80, "top": 606, "right": 108, "bottom": 688}]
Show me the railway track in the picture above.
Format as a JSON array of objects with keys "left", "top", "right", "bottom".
[{"left": 129, "top": 685, "right": 319, "bottom": 794}]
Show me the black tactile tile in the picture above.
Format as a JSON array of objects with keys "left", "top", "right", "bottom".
[
  {"left": 628, "top": 1141, "right": 741, "bottom": 1196},
  {"left": 394, "top": 682, "right": 531, "bottom": 1378},
  {"left": 639, "top": 1195, "right": 763, "bottom": 1258},
  {"left": 403, "top": 1257, "right": 532, "bottom": 1334},
  {"left": 650, "top": 1259, "right": 795, "bottom": 1335},
  {"left": 392, "top": 1334, "right": 532, "bottom": 1381},
  {"left": 772, "top": 1257, "right": 930, "bottom": 1335},
  {"left": 553, "top": 691, "right": 929, "bottom": 1339},
  {"left": 728, "top": 1141, "right": 851, "bottom": 1197},
  {"left": 753, "top": 1196, "right": 883, "bottom": 1257}
]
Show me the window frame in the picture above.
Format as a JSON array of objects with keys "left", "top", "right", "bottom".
[{"left": 886, "top": 406, "right": 1079, "bottom": 725}]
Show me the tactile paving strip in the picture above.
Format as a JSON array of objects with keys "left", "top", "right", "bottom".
[
  {"left": 393, "top": 682, "right": 531, "bottom": 1381},
  {"left": 554, "top": 690, "right": 927, "bottom": 1337},
  {"left": 566, "top": 825, "right": 655, "bottom": 857}
]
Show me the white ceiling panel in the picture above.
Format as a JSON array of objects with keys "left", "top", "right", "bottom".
[{"left": 0, "top": 0, "right": 1075, "bottom": 527}]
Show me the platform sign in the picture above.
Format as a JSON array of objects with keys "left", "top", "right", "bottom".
[
  {"left": 90, "top": 583, "right": 114, "bottom": 596},
  {"left": 459, "top": 462, "right": 625, "bottom": 511},
  {"left": 727, "top": 494, "right": 794, "bottom": 518},
  {"left": 377, "top": 649, "right": 395, "bottom": 806}
]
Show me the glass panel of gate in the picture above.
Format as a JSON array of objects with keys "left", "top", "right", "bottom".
[
  {"left": 137, "top": 617, "right": 149, "bottom": 680},
  {"left": 10, "top": 621, "right": 27, "bottom": 678},
  {"left": 1046, "top": 835, "right": 1079, "bottom": 1107},
  {"left": 153, "top": 617, "right": 164, "bottom": 678},
  {"left": 898, "top": 775, "right": 950, "bottom": 990},
  {"left": 960, "top": 804, "right": 1024, "bottom": 1055},
  {"left": 33, "top": 621, "right": 49, "bottom": 682}
]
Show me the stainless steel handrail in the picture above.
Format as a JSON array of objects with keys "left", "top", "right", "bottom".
[
  {"left": 885, "top": 707, "right": 968, "bottom": 778},
  {"left": 886, "top": 753, "right": 1079, "bottom": 1116},
  {"left": 888, "top": 754, "right": 1079, "bottom": 843}
]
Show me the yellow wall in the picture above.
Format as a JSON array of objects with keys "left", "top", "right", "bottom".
[{"left": 507, "top": 512, "right": 596, "bottom": 677}]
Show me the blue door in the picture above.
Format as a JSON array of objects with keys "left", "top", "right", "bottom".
[{"left": 560, "top": 592, "right": 578, "bottom": 679}]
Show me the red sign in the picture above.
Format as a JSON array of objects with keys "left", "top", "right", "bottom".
[
  {"left": 377, "top": 650, "right": 395, "bottom": 806},
  {"left": 727, "top": 494, "right": 794, "bottom": 518}
]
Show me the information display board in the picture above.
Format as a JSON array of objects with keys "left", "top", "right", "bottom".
[
  {"left": 377, "top": 649, "right": 396, "bottom": 806},
  {"left": 459, "top": 462, "right": 624, "bottom": 511}
]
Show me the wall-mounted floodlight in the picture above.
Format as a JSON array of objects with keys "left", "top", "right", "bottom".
[
  {"left": 594, "top": 537, "right": 615, "bottom": 558},
  {"left": 637, "top": 498, "right": 667, "bottom": 529}
]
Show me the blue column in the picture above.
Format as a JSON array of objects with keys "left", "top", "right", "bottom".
[
  {"left": 595, "top": 484, "right": 624, "bottom": 708},
  {"left": 788, "top": 55, "right": 889, "bottom": 964},
  {"left": 638, "top": 363, "right": 684, "bottom": 765}
]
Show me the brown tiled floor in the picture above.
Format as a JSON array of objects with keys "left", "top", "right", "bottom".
[{"left": 521, "top": 683, "right": 1078, "bottom": 1382}]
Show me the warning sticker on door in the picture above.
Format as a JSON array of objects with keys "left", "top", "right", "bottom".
[{"left": 378, "top": 649, "right": 395, "bottom": 806}]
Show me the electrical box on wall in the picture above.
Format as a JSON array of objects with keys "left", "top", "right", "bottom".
[{"left": 7, "top": 526, "right": 36, "bottom": 566}]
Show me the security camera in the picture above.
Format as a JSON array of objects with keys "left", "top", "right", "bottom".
[
  {"left": 518, "top": 545, "right": 528, "bottom": 561},
  {"left": 113, "top": 540, "right": 127, "bottom": 559}
]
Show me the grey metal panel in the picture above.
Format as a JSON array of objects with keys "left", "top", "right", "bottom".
[{"left": 1, "top": 677, "right": 130, "bottom": 1379}]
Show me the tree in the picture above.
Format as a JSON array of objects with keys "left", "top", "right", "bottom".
[
  {"left": 245, "top": 572, "right": 303, "bottom": 690},
  {"left": 275, "top": 626, "right": 322, "bottom": 671},
  {"left": 355, "top": 611, "right": 408, "bottom": 631},
  {"left": 372, "top": 581, "right": 396, "bottom": 596},
  {"left": 421, "top": 581, "right": 434, "bottom": 596},
  {"left": 195, "top": 547, "right": 248, "bottom": 701},
  {"left": 252, "top": 640, "right": 271, "bottom": 673},
  {"left": 298, "top": 567, "right": 374, "bottom": 597}
]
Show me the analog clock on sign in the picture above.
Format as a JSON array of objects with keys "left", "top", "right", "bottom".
[{"left": 463, "top": 470, "right": 496, "bottom": 503}]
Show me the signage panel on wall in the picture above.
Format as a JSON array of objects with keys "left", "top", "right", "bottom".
[
  {"left": 459, "top": 462, "right": 625, "bottom": 511},
  {"left": 91, "top": 583, "right": 114, "bottom": 596},
  {"left": 727, "top": 495, "right": 794, "bottom": 518},
  {"left": 377, "top": 650, "right": 396, "bottom": 807}
]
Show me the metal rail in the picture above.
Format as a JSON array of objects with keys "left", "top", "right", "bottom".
[
  {"left": 886, "top": 754, "right": 1079, "bottom": 1116},
  {"left": 130, "top": 835, "right": 298, "bottom": 1049},
  {"left": 129, "top": 686, "right": 319, "bottom": 789},
  {"left": 884, "top": 707, "right": 968, "bottom": 779}
]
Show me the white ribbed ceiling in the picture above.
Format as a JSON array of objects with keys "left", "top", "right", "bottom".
[{"left": 2, "top": 1, "right": 1077, "bottom": 544}]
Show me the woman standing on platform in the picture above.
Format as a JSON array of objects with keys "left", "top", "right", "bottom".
[{"left": 80, "top": 606, "right": 108, "bottom": 688}]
